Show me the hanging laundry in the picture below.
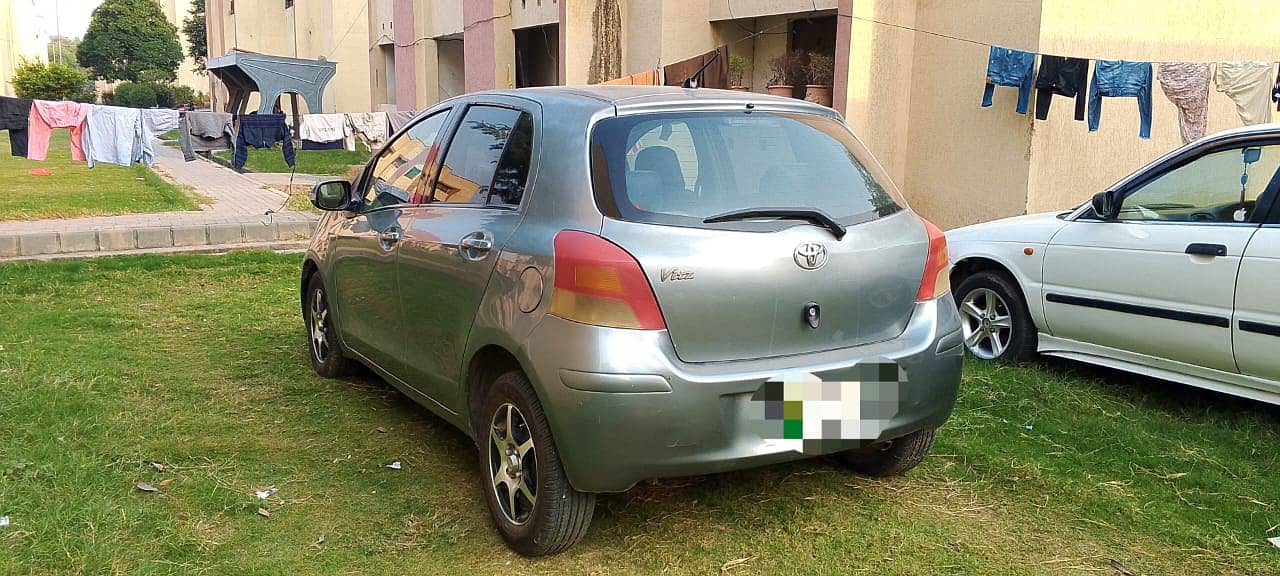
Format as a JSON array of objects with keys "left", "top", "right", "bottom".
[
  {"left": 234, "top": 113, "right": 294, "bottom": 170},
  {"left": 300, "top": 113, "right": 353, "bottom": 151},
  {"left": 0, "top": 96, "right": 32, "bottom": 157},
  {"left": 27, "top": 100, "right": 91, "bottom": 161},
  {"left": 138, "top": 109, "right": 180, "bottom": 167},
  {"left": 346, "top": 112, "right": 388, "bottom": 151},
  {"left": 1215, "top": 61, "right": 1275, "bottom": 126},
  {"left": 1088, "top": 60, "right": 1152, "bottom": 139},
  {"left": 387, "top": 110, "right": 422, "bottom": 134},
  {"left": 1273, "top": 67, "right": 1280, "bottom": 112},
  {"left": 180, "top": 111, "right": 234, "bottom": 161},
  {"left": 981, "top": 46, "right": 1036, "bottom": 115},
  {"left": 1034, "top": 56, "right": 1089, "bottom": 121},
  {"left": 1158, "top": 62, "right": 1212, "bottom": 145},
  {"left": 84, "top": 105, "right": 142, "bottom": 168}
]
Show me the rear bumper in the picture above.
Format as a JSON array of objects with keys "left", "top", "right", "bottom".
[{"left": 522, "top": 296, "right": 964, "bottom": 493}]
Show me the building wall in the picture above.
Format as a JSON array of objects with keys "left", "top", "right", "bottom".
[
  {"left": 1029, "top": 0, "right": 1280, "bottom": 213},
  {"left": 0, "top": 0, "right": 48, "bottom": 97},
  {"left": 206, "top": 0, "right": 370, "bottom": 113},
  {"left": 160, "top": 0, "right": 203, "bottom": 93},
  {"left": 842, "top": 0, "right": 1280, "bottom": 229}
]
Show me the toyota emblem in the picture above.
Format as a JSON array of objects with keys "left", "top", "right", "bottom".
[{"left": 793, "top": 242, "right": 828, "bottom": 271}]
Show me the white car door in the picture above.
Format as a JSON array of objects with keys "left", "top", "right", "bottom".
[
  {"left": 1041, "top": 143, "right": 1277, "bottom": 374},
  {"left": 1233, "top": 203, "right": 1280, "bottom": 384}
]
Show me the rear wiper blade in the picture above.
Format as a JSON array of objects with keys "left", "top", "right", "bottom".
[{"left": 703, "top": 208, "right": 847, "bottom": 239}]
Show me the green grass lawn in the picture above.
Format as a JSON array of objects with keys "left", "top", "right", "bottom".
[
  {"left": 1, "top": 253, "right": 1278, "bottom": 575},
  {"left": 0, "top": 131, "right": 199, "bottom": 221},
  {"left": 214, "top": 144, "right": 370, "bottom": 176}
]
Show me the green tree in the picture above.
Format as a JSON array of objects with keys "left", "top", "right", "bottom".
[
  {"left": 77, "top": 0, "right": 183, "bottom": 83},
  {"left": 10, "top": 59, "right": 96, "bottom": 102},
  {"left": 181, "top": 0, "right": 207, "bottom": 74}
]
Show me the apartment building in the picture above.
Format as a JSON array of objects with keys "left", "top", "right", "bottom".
[
  {"left": 200, "top": 1, "right": 1280, "bottom": 228},
  {"left": 204, "top": 0, "right": 370, "bottom": 113},
  {"left": 0, "top": 0, "right": 48, "bottom": 97},
  {"left": 159, "top": 0, "right": 205, "bottom": 93}
]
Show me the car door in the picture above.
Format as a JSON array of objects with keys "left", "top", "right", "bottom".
[
  {"left": 1041, "top": 142, "right": 1278, "bottom": 373},
  {"left": 396, "top": 99, "right": 538, "bottom": 410},
  {"left": 329, "top": 107, "right": 453, "bottom": 373},
  {"left": 1233, "top": 194, "right": 1280, "bottom": 385}
]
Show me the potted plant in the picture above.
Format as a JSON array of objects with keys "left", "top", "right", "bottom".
[
  {"left": 805, "top": 52, "right": 835, "bottom": 107},
  {"left": 729, "top": 54, "right": 749, "bottom": 91},
  {"left": 767, "top": 50, "right": 805, "bottom": 97}
]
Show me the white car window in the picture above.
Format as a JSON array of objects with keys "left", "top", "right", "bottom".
[{"left": 1119, "top": 145, "right": 1280, "bottom": 223}]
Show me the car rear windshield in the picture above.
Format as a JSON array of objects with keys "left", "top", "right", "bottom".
[{"left": 590, "top": 111, "right": 905, "bottom": 230}]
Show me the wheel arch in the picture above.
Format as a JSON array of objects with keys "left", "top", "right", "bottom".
[
  {"left": 950, "top": 255, "right": 1027, "bottom": 300},
  {"left": 300, "top": 257, "right": 321, "bottom": 312},
  {"left": 463, "top": 344, "right": 533, "bottom": 440}
]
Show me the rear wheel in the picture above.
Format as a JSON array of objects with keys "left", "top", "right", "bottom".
[
  {"left": 304, "top": 274, "right": 355, "bottom": 377},
  {"left": 479, "top": 371, "right": 594, "bottom": 556},
  {"left": 836, "top": 428, "right": 937, "bottom": 477},
  {"left": 953, "top": 270, "right": 1037, "bottom": 362}
]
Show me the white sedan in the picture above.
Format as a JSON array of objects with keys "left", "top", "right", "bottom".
[{"left": 947, "top": 125, "right": 1280, "bottom": 404}]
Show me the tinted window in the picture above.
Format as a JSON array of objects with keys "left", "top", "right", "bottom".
[
  {"left": 1119, "top": 145, "right": 1280, "bottom": 223},
  {"left": 433, "top": 106, "right": 522, "bottom": 204},
  {"left": 362, "top": 110, "right": 450, "bottom": 209},
  {"left": 590, "top": 112, "right": 904, "bottom": 229},
  {"left": 489, "top": 113, "right": 534, "bottom": 206}
]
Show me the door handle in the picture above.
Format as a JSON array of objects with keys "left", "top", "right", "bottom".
[
  {"left": 459, "top": 237, "right": 492, "bottom": 251},
  {"left": 377, "top": 228, "right": 402, "bottom": 244},
  {"left": 1185, "top": 243, "right": 1227, "bottom": 257},
  {"left": 458, "top": 231, "right": 494, "bottom": 261}
]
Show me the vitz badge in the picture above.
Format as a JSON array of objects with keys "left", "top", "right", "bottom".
[{"left": 660, "top": 267, "right": 696, "bottom": 282}]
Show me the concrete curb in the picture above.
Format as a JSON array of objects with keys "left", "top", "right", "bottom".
[
  {"left": 0, "top": 240, "right": 310, "bottom": 263},
  {"left": 0, "top": 220, "right": 318, "bottom": 258}
]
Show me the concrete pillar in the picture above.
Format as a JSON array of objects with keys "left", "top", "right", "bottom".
[
  {"left": 393, "top": 0, "right": 418, "bottom": 107},
  {"left": 560, "top": 0, "right": 596, "bottom": 85},
  {"left": 463, "top": 0, "right": 516, "bottom": 91}
]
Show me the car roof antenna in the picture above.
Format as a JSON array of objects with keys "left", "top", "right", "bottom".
[{"left": 681, "top": 51, "right": 721, "bottom": 89}]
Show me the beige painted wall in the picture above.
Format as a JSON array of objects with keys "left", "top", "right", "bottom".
[
  {"left": 1029, "top": 0, "right": 1280, "bottom": 213},
  {"left": 512, "top": 0, "right": 559, "bottom": 30},
  {"left": 206, "top": 0, "right": 370, "bottom": 112},
  {"left": 844, "top": 0, "right": 1280, "bottom": 229},
  {"left": 707, "top": 0, "right": 835, "bottom": 21},
  {"left": 0, "top": 0, "right": 47, "bottom": 97}
]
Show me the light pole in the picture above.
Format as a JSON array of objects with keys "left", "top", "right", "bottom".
[{"left": 53, "top": 0, "right": 61, "bottom": 64}]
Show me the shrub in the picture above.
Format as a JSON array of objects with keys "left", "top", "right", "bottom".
[
  {"left": 767, "top": 50, "right": 807, "bottom": 86},
  {"left": 729, "top": 54, "right": 748, "bottom": 87},
  {"left": 807, "top": 52, "right": 834, "bottom": 86},
  {"left": 113, "top": 82, "right": 158, "bottom": 108},
  {"left": 11, "top": 59, "right": 96, "bottom": 102}
]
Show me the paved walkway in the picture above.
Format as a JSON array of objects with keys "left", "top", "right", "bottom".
[
  {"left": 0, "top": 144, "right": 315, "bottom": 236},
  {"left": 0, "top": 143, "right": 320, "bottom": 260}
]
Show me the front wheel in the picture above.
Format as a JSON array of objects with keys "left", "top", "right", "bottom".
[
  {"left": 479, "top": 371, "right": 595, "bottom": 556},
  {"left": 304, "top": 274, "right": 355, "bottom": 378},
  {"left": 953, "top": 270, "right": 1037, "bottom": 362}
]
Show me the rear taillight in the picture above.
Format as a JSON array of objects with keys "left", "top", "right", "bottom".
[
  {"left": 915, "top": 218, "right": 951, "bottom": 301},
  {"left": 549, "top": 230, "right": 666, "bottom": 330}
]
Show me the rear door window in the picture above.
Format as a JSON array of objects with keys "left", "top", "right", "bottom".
[
  {"left": 433, "top": 105, "right": 524, "bottom": 204},
  {"left": 591, "top": 111, "right": 905, "bottom": 230}
]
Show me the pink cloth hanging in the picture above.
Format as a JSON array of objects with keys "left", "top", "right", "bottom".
[{"left": 27, "top": 100, "right": 91, "bottom": 161}]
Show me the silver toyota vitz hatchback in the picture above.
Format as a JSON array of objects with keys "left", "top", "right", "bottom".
[{"left": 300, "top": 86, "right": 963, "bottom": 555}]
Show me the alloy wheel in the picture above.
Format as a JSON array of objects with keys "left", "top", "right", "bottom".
[
  {"left": 309, "top": 288, "right": 330, "bottom": 362},
  {"left": 960, "top": 288, "right": 1013, "bottom": 360},
  {"left": 489, "top": 403, "right": 538, "bottom": 526}
]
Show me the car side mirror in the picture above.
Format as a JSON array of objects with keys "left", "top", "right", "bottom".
[
  {"left": 1091, "top": 191, "right": 1117, "bottom": 220},
  {"left": 312, "top": 180, "right": 353, "bottom": 211}
]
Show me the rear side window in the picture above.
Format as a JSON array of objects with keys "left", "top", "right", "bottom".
[
  {"left": 433, "top": 105, "right": 529, "bottom": 204},
  {"left": 590, "top": 111, "right": 904, "bottom": 229}
]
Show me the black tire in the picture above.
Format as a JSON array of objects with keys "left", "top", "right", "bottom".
[
  {"left": 478, "top": 371, "right": 595, "bottom": 556},
  {"left": 953, "top": 270, "right": 1038, "bottom": 363},
  {"left": 835, "top": 428, "right": 937, "bottom": 477},
  {"left": 304, "top": 274, "right": 355, "bottom": 378}
]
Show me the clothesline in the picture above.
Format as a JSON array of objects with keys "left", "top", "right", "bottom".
[{"left": 846, "top": 13, "right": 1276, "bottom": 66}]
